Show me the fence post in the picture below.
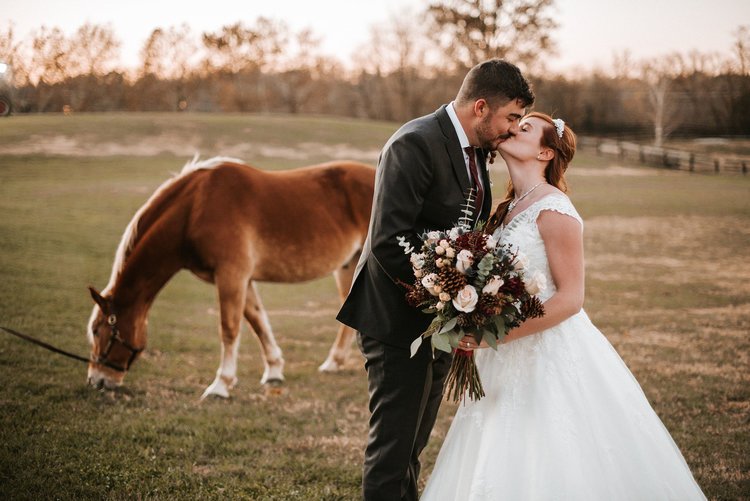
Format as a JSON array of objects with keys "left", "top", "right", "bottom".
[
  {"left": 743, "top": 162, "right": 748, "bottom": 175},
  {"left": 689, "top": 153, "right": 695, "bottom": 172},
  {"left": 639, "top": 146, "right": 645, "bottom": 164},
  {"left": 714, "top": 159, "right": 720, "bottom": 173}
]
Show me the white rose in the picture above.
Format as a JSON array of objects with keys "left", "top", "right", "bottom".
[
  {"left": 485, "top": 234, "right": 497, "bottom": 249},
  {"left": 452, "top": 285, "right": 479, "bottom": 313},
  {"left": 482, "top": 275, "right": 504, "bottom": 295},
  {"left": 426, "top": 231, "right": 441, "bottom": 244},
  {"left": 445, "top": 247, "right": 455, "bottom": 259},
  {"left": 514, "top": 251, "right": 529, "bottom": 271},
  {"left": 410, "top": 252, "right": 426, "bottom": 270},
  {"left": 435, "top": 246, "right": 445, "bottom": 255},
  {"left": 525, "top": 271, "right": 548, "bottom": 295},
  {"left": 455, "top": 249, "right": 474, "bottom": 274},
  {"left": 439, "top": 239, "right": 450, "bottom": 249},
  {"left": 448, "top": 227, "right": 460, "bottom": 240},
  {"left": 421, "top": 273, "right": 440, "bottom": 296},
  {"left": 439, "top": 292, "right": 451, "bottom": 302}
]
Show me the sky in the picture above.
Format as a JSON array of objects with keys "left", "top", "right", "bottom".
[{"left": 4, "top": 0, "right": 749, "bottom": 73}]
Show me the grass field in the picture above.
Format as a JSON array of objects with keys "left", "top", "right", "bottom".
[{"left": 0, "top": 113, "right": 748, "bottom": 500}]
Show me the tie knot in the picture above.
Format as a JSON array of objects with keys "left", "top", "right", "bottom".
[{"left": 464, "top": 146, "right": 474, "bottom": 156}]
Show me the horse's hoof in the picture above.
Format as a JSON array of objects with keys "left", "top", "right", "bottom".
[
  {"left": 200, "top": 385, "right": 230, "bottom": 401},
  {"left": 200, "top": 393, "right": 230, "bottom": 402},
  {"left": 318, "top": 358, "right": 342, "bottom": 372},
  {"left": 263, "top": 378, "right": 284, "bottom": 396}
]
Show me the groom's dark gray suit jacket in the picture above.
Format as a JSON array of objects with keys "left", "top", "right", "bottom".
[{"left": 337, "top": 104, "right": 493, "bottom": 348}]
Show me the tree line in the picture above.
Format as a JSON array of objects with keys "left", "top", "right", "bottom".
[{"left": 1, "top": 0, "right": 748, "bottom": 143}]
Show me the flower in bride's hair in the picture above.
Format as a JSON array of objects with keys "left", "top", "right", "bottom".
[
  {"left": 525, "top": 270, "right": 548, "bottom": 295},
  {"left": 482, "top": 275, "right": 504, "bottom": 295},
  {"left": 513, "top": 251, "right": 529, "bottom": 271},
  {"left": 421, "top": 273, "right": 440, "bottom": 296},
  {"left": 452, "top": 285, "right": 479, "bottom": 313},
  {"left": 456, "top": 249, "right": 474, "bottom": 274}
]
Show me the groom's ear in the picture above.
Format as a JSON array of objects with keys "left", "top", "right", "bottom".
[{"left": 473, "top": 99, "right": 488, "bottom": 117}]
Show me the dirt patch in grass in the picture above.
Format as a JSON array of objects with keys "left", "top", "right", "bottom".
[{"left": 1, "top": 133, "right": 381, "bottom": 162}]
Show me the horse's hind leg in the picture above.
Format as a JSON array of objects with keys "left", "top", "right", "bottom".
[
  {"left": 243, "top": 281, "right": 285, "bottom": 385},
  {"left": 201, "top": 273, "right": 247, "bottom": 400},
  {"left": 319, "top": 252, "right": 360, "bottom": 372}
]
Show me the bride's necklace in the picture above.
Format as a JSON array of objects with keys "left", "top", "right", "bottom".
[{"left": 506, "top": 181, "right": 546, "bottom": 216}]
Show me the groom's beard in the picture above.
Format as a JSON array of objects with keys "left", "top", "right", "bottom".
[{"left": 476, "top": 113, "right": 513, "bottom": 151}]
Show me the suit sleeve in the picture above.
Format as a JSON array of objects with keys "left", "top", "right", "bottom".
[{"left": 369, "top": 131, "right": 433, "bottom": 286}]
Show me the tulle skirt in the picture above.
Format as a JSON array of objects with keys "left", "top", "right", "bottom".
[{"left": 421, "top": 310, "right": 706, "bottom": 501}]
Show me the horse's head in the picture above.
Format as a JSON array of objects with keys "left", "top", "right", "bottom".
[{"left": 86, "top": 287, "right": 145, "bottom": 390}]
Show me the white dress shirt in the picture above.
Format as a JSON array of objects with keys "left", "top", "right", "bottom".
[{"left": 445, "top": 101, "right": 484, "bottom": 191}]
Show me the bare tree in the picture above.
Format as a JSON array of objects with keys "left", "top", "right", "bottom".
[
  {"left": 140, "top": 24, "right": 196, "bottom": 80},
  {"left": 427, "top": 0, "right": 558, "bottom": 71},
  {"left": 66, "top": 23, "right": 121, "bottom": 77},
  {"left": 0, "top": 23, "right": 30, "bottom": 86},
  {"left": 732, "top": 25, "right": 749, "bottom": 76},
  {"left": 639, "top": 56, "right": 683, "bottom": 146},
  {"left": 202, "top": 18, "right": 289, "bottom": 73}
]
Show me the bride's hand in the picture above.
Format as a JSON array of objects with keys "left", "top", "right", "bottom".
[{"left": 458, "top": 335, "right": 489, "bottom": 351}]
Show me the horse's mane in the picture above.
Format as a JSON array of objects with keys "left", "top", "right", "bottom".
[{"left": 104, "top": 155, "right": 244, "bottom": 293}]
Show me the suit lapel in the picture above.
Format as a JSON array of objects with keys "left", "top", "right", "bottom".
[{"left": 435, "top": 105, "right": 472, "bottom": 196}]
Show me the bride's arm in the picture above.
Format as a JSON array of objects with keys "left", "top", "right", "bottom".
[{"left": 502, "top": 210, "right": 585, "bottom": 343}]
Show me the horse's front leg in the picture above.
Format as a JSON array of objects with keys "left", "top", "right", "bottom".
[
  {"left": 244, "top": 281, "right": 285, "bottom": 385},
  {"left": 201, "top": 273, "right": 247, "bottom": 400}
]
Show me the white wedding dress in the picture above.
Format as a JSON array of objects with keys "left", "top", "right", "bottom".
[{"left": 421, "top": 194, "right": 706, "bottom": 500}]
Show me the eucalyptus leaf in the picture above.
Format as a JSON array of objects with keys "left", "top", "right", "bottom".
[
  {"left": 432, "top": 332, "right": 452, "bottom": 353},
  {"left": 483, "top": 330, "right": 498, "bottom": 350},
  {"left": 438, "top": 316, "right": 458, "bottom": 335}
]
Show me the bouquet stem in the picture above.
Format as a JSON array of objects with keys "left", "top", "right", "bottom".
[{"left": 444, "top": 349, "right": 485, "bottom": 403}]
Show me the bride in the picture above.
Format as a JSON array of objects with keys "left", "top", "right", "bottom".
[{"left": 420, "top": 112, "right": 706, "bottom": 500}]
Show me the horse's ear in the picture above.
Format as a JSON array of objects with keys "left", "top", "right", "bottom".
[{"left": 88, "top": 286, "right": 109, "bottom": 313}]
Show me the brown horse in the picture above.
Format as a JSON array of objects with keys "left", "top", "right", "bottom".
[{"left": 86, "top": 156, "right": 374, "bottom": 398}]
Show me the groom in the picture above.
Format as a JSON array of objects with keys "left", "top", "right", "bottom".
[{"left": 337, "top": 59, "right": 534, "bottom": 501}]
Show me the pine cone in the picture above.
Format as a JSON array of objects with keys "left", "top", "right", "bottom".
[
  {"left": 439, "top": 266, "right": 467, "bottom": 295},
  {"left": 478, "top": 293, "right": 503, "bottom": 316},
  {"left": 457, "top": 310, "right": 487, "bottom": 329},
  {"left": 521, "top": 295, "right": 545, "bottom": 319}
]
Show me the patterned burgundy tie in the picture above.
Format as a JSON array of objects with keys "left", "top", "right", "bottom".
[{"left": 464, "top": 146, "right": 484, "bottom": 217}]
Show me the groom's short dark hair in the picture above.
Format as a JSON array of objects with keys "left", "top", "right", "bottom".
[{"left": 456, "top": 59, "right": 535, "bottom": 109}]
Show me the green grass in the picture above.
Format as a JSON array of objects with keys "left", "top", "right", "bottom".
[{"left": 0, "top": 114, "right": 749, "bottom": 500}]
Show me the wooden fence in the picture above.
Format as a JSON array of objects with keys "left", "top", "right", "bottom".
[{"left": 579, "top": 137, "right": 749, "bottom": 175}]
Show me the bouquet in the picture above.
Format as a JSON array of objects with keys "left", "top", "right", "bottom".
[{"left": 397, "top": 216, "right": 546, "bottom": 403}]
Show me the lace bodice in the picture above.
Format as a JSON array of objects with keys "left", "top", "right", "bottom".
[{"left": 492, "top": 194, "right": 582, "bottom": 303}]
